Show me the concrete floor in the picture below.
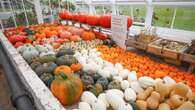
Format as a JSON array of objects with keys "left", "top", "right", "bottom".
[{"left": 0, "top": 67, "right": 15, "bottom": 110}]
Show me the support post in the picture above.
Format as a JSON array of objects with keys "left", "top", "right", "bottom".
[
  {"left": 145, "top": 0, "right": 153, "bottom": 27},
  {"left": 33, "top": 0, "right": 44, "bottom": 24}
]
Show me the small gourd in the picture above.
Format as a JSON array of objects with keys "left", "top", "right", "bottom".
[
  {"left": 119, "top": 69, "right": 130, "bottom": 79},
  {"left": 92, "top": 98, "right": 106, "bottom": 110},
  {"left": 127, "top": 71, "right": 137, "bottom": 83},
  {"left": 78, "top": 102, "right": 92, "bottom": 110},
  {"left": 146, "top": 91, "right": 160, "bottom": 110},
  {"left": 22, "top": 48, "right": 39, "bottom": 60},
  {"left": 88, "top": 83, "right": 103, "bottom": 96},
  {"left": 118, "top": 103, "right": 133, "bottom": 110},
  {"left": 107, "top": 80, "right": 121, "bottom": 90},
  {"left": 35, "top": 65, "right": 46, "bottom": 76},
  {"left": 163, "top": 76, "right": 176, "bottom": 85},
  {"left": 92, "top": 73, "right": 101, "bottom": 82},
  {"left": 124, "top": 88, "right": 136, "bottom": 101},
  {"left": 138, "top": 76, "right": 155, "bottom": 88},
  {"left": 136, "top": 100, "right": 147, "bottom": 110},
  {"left": 130, "top": 81, "right": 144, "bottom": 94},
  {"left": 121, "top": 80, "right": 130, "bottom": 90},
  {"left": 137, "top": 87, "right": 154, "bottom": 100},
  {"left": 98, "top": 93, "right": 109, "bottom": 108},
  {"left": 30, "top": 61, "right": 41, "bottom": 70},
  {"left": 81, "top": 91, "right": 97, "bottom": 105},
  {"left": 56, "top": 55, "right": 78, "bottom": 66},
  {"left": 155, "top": 82, "right": 171, "bottom": 101},
  {"left": 56, "top": 48, "right": 74, "bottom": 57},
  {"left": 70, "top": 63, "right": 83, "bottom": 72},
  {"left": 38, "top": 55, "right": 56, "bottom": 63},
  {"left": 44, "top": 62, "right": 57, "bottom": 73},
  {"left": 166, "top": 94, "right": 185, "bottom": 109},
  {"left": 107, "top": 89, "right": 124, "bottom": 99},
  {"left": 113, "top": 76, "right": 123, "bottom": 83},
  {"left": 96, "top": 77, "right": 109, "bottom": 90},
  {"left": 106, "top": 90, "right": 125, "bottom": 110},
  {"left": 40, "top": 73, "right": 54, "bottom": 87},
  {"left": 158, "top": 103, "right": 170, "bottom": 110},
  {"left": 54, "top": 65, "right": 72, "bottom": 75}
]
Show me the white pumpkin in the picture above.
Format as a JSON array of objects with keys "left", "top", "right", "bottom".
[
  {"left": 138, "top": 76, "right": 155, "bottom": 88},
  {"left": 121, "top": 80, "right": 130, "bottom": 90},
  {"left": 81, "top": 91, "right": 97, "bottom": 105},
  {"left": 98, "top": 93, "right": 109, "bottom": 108},
  {"left": 115, "top": 63, "right": 123, "bottom": 71},
  {"left": 113, "top": 76, "right": 123, "bottom": 83},
  {"left": 119, "top": 69, "right": 130, "bottom": 79},
  {"left": 124, "top": 88, "right": 136, "bottom": 101},
  {"left": 107, "top": 89, "right": 124, "bottom": 98},
  {"left": 78, "top": 102, "right": 92, "bottom": 110},
  {"left": 127, "top": 71, "right": 137, "bottom": 82},
  {"left": 118, "top": 103, "right": 133, "bottom": 110},
  {"left": 163, "top": 76, "right": 176, "bottom": 85},
  {"left": 22, "top": 49, "right": 39, "bottom": 60},
  {"left": 98, "top": 68, "right": 111, "bottom": 78},
  {"left": 130, "top": 81, "right": 144, "bottom": 94},
  {"left": 106, "top": 91, "right": 125, "bottom": 110},
  {"left": 92, "top": 99, "right": 106, "bottom": 110}
]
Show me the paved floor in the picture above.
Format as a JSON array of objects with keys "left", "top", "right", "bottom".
[{"left": 0, "top": 67, "right": 15, "bottom": 110}]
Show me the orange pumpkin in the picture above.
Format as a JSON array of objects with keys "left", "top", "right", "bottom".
[
  {"left": 51, "top": 73, "right": 83, "bottom": 106},
  {"left": 70, "top": 63, "right": 83, "bottom": 72},
  {"left": 81, "top": 31, "right": 96, "bottom": 40},
  {"left": 54, "top": 65, "right": 72, "bottom": 75}
]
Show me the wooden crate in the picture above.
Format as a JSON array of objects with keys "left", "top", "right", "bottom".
[
  {"left": 126, "top": 38, "right": 148, "bottom": 50},
  {"left": 179, "top": 53, "right": 195, "bottom": 64},
  {"left": 147, "top": 45, "right": 162, "bottom": 56},
  {"left": 162, "top": 49, "right": 179, "bottom": 60}
]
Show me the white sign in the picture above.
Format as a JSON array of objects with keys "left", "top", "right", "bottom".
[{"left": 111, "top": 15, "right": 128, "bottom": 49}]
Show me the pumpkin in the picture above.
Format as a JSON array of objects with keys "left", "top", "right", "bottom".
[
  {"left": 56, "top": 48, "right": 74, "bottom": 57},
  {"left": 38, "top": 55, "right": 56, "bottom": 63},
  {"left": 70, "top": 63, "right": 83, "bottom": 72},
  {"left": 86, "top": 15, "right": 100, "bottom": 26},
  {"left": 106, "top": 90, "right": 125, "bottom": 110},
  {"left": 96, "top": 77, "right": 109, "bottom": 90},
  {"left": 138, "top": 76, "right": 155, "bottom": 88},
  {"left": 136, "top": 100, "right": 147, "bottom": 110},
  {"left": 124, "top": 88, "right": 136, "bottom": 101},
  {"left": 30, "top": 61, "right": 42, "bottom": 70},
  {"left": 81, "top": 75, "right": 94, "bottom": 90},
  {"left": 59, "top": 30, "right": 72, "bottom": 39},
  {"left": 22, "top": 48, "right": 39, "bottom": 61},
  {"left": 9, "top": 34, "right": 26, "bottom": 44},
  {"left": 54, "top": 65, "right": 72, "bottom": 75},
  {"left": 78, "top": 102, "right": 92, "bottom": 110},
  {"left": 67, "top": 27, "right": 84, "bottom": 36},
  {"left": 92, "top": 99, "right": 106, "bottom": 110},
  {"left": 81, "top": 31, "right": 96, "bottom": 41},
  {"left": 56, "top": 55, "right": 78, "bottom": 66},
  {"left": 14, "top": 42, "right": 24, "bottom": 48},
  {"left": 40, "top": 73, "right": 54, "bottom": 87},
  {"left": 107, "top": 80, "right": 121, "bottom": 90},
  {"left": 146, "top": 91, "right": 161, "bottom": 110},
  {"left": 81, "top": 91, "right": 97, "bottom": 105},
  {"left": 88, "top": 83, "right": 103, "bottom": 96},
  {"left": 95, "top": 32, "right": 108, "bottom": 40},
  {"left": 99, "top": 15, "right": 111, "bottom": 28},
  {"left": 98, "top": 93, "right": 109, "bottom": 108},
  {"left": 50, "top": 73, "right": 83, "bottom": 106},
  {"left": 137, "top": 86, "right": 154, "bottom": 100},
  {"left": 70, "top": 35, "right": 81, "bottom": 42}
]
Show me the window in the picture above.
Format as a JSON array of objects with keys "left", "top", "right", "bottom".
[
  {"left": 117, "top": 5, "right": 132, "bottom": 16},
  {"left": 133, "top": 7, "right": 146, "bottom": 23},
  {"left": 173, "top": 7, "right": 195, "bottom": 31},
  {"left": 95, "top": 6, "right": 111, "bottom": 15},
  {"left": 152, "top": 6, "right": 174, "bottom": 28}
]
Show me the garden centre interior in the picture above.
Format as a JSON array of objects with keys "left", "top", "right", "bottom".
[{"left": 0, "top": 0, "right": 195, "bottom": 110}]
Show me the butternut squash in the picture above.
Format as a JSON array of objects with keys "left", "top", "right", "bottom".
[
  {"left": 137, "top": 87, "right": 153, "bottom": 100},
  {"left": 171, "top": 82, "right": 189, "bottom": 97},
  {"left": 155, "top": 82, "right": 171, "bottom": 102},
  {"left": 166, "top": 94, "right": 184, "bottom": 109},
  {"left": 136, "top": 100, "right": 147, "bottom": 110},
  {"left": 146, "top": 91, "right": 160, "bottom": 110},
  {"left": 176, "top": 101, "right": 195, "bottom": 110},
  {"left": 158, "top": 103, "right": 170, "bottom": 110}
]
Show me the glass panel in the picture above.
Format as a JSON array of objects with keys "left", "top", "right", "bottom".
[
  {"left": 133, "top": 7, "right": 146, "bottom": 23},
  {"left": 95, "top": 5, "right": 111, "bottom": 15},
  {"left": 24, "top": 0, "right": 38, "bottom": 25},
  {"left": 117, "top": 5, "right": 132, "bottom": 16},
  {"left": 173, "top": 7, "right": 195, "bottom": 31},
  {"left": 152, "top": 6, "right": 174, "bottom": 28},
  {"left": 76, "top": 4, "right": 89, "bottom": 13}
]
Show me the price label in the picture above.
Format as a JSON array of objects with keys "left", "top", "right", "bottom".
[{"left": 111, "top": 15, "right": 128, "bottom": 49}]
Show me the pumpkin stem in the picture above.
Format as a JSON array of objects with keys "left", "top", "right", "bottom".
[{"left": 60, "top": 73, "right": 68, "bottom": 80}]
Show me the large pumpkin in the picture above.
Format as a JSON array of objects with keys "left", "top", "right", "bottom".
[
  {"left": 81, "top": 31, "right": 96, "bottom": 41},
  {"left": 99, "top": 15, "right": 111, "bottom": 28},
  {"left": 54, "top": 65, "right": 72, "bottom": 75},
  {"left": 51, "top": 73, "right": 83, "bottom": 106},
  {"left": 86, "top": 15, "right": 100, "bottom": 26}
]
